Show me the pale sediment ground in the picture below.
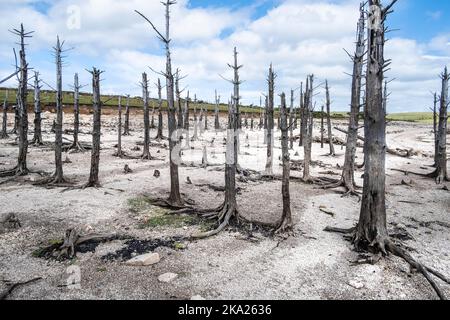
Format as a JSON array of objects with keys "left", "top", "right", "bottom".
[{"left": 0, "top": 111, "right": 448, "bottom": 300}]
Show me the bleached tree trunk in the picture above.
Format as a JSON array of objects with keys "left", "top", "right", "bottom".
[
  {"left": 325, "top": 80, "right": 336, "bottom": 156},
  {"left": 214, "top": 90, "right": 220, "bottom": 131},
  {"left": 192, "top": 96, "right": 198, "bottom": 141},
  {"left": 115, "top": 96, "right": 123, "bottom": 158},
  {"left": 86, "top": 68, "right": 102, "bottom": 187},
  {"left": 204, "top": 108, "right": 208, "bottom": 131},
  {"left": 265, "top": 64, "right": 275, "bottom": 176},
  {"left": 155, "top": 78, "right": 164, "bottom": 140},
  {"left": 299, "top": 83, "right": 307, "bottom": 147},
  {"left": 175, "top": 69, "right": 184, "bottom": 130},
  {"left": 53, "top": 37, "right": 66, "bottom": 183},
  {"left": 69, "top": 72, "right": 85, "bottom": 152},
  {"left": 303, "top": 76, "right": 314, "bottom": 182},
  {"left": 0, "top": 91, "right": 8, "bottom": 139},
  {"left": 320, "top": 105, "right": 324, "bottom": 149},
  {"left": 32, "top": 72, "right": 43, "bottom": 145},
  {"left": 289, "top": 89, "right": 294, "bottom": 150},
  {"left": 13, "top": 24, "right": 29, "bottom": 176},
  {"left": 354, "top": 0, "right": 389, "bottom": 251},
  {"left": 277, "top": 92, "right": 293, "bottom": 233},
  {"left": 123, "top": 95, "right": 131, "bottom": 136},
  {"left": 431, "top": 67, "right": 449, "bottom": 183},
  {"left": 183, "top": 91, "right": 190, "bottom": 148},
  {"left": 141, "top": 72, "right": 152, "bottom": 159},
  {"left": 230, "top": 47, "right": 241, "bottom": 159},
  {"left": 432, "top": 92, "right": 438, "bottom": 166}
]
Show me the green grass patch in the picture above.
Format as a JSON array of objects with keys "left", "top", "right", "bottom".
[{"left": 141, "top": 214, "right": 198, "bottom": 229}]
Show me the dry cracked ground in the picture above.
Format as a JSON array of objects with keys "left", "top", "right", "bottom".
[{"left": 0, "top": 110, "right": 449, "bottom": 300}]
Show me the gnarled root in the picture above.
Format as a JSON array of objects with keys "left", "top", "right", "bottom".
[
  {"left": 324, "top": 226, "right": 449, "bottom": 300},
  {"left": 191, "top": 202, "right": 237, "bottom": 239}
]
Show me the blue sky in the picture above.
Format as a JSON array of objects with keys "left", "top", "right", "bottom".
[{"left": 1, "top": 0, "right": 449, "bottom": 113}]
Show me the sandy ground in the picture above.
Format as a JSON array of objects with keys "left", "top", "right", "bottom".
[{"left": 0, "top": 110, "right": 449, "bottom": 300}]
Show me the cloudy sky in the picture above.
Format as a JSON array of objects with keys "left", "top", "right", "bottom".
[{"left": 0, "top": 0, "right": 449, "bottom": 113}]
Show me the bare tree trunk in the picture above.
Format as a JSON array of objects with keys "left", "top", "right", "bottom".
[
  {"left": 123, "top": 95, "right": 131, "bottom": 136},
  {"left": 175, "top": 69, "right": 184, "bottom": 130},
  {"left": 430, "top": 67, "right": 449, "bottom": 183},
  {"left": 68, "top": 72, "right": 85, "bottom": 152},
  {"left": 1, "top": 92, "right": 8, "bottom": 139},
  {"left": 141, "top": 72, "right": 152, "bottom": 160},
  {"left": 154, "top": 79, "right": 164, "bottom": 140},
  {"left": 86, "top": 68, "right": 103, "bottom": 188},
  {"left": 230, "top": 47, "right": 241, "bottom": 160},
  {"left": 277, "top": 92, "right": 293, "bottom": 233},
  {"left": 250, "top": 112, "right": 254, "bottom": 130},
  {"left": 191, "top": 97, "right": 198, "bottom": 141},
  {"left": 52, "top": 37, "right": 66, "bottom": 183},
  {"left": 289, "top": 89, "right": 294, "bottom": 150},
  {"left": 12, "top": 107, "right": 18, "bottom": 135},
  {"left": 432, "top": 92, "right": 438, "bottom": 166},
  {"left": 354, "top": 0, "right": 389, "bottom": 251},
  {"left": 115, "top": 96, "right": 123, "bottom": 158},
  {"left": 323, "top": 5, "right": 365, "bottom": 195},
  {"left": 32, "top": 72, "right": 43, "bottom": 145},
  {"left": 299, "top": 83, "right": 307, "bottom": 147},
  {"left": 265, "top": 64, "right": 275, "bottom": 175},
  {"left": 303, "top": 76, "right": 314, "bottom": 182},
  {"left": 183, "top": 91, "right": 190, "bottom": 148},
  {"left": 325, "top": 80, "right": 336, "bottom": 156},
  {"left": 320, "top": 105, "right": 324, "bottom": 149},
  {"left": 214, "top": 90, "right": 220, "bottom": 131}
]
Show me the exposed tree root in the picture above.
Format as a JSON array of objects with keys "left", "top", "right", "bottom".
[
  {"left": 0, "top": 277, "right": 42, "bottom": 300},
  {"left": 324, "top": 226, "right": 450, "bottom": 300},
  {"left": 34, "top": 229, "right": 125, "bottom": 261},
  {"left": 33, "top": 175, "right": 73, "bottom": 188},
  {"left": 64, "top": 141, "right": 87, "bottom": 153},
  {"left": 321, "top": 179, "right": 362, "bottom": 198},
  {"left": 145, "top": 197, "right": 196, "bottom": 211}
]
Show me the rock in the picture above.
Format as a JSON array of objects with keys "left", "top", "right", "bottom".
[
  {"left": 158, "top": 272, "right": 178, "bottom": 283},
  {"left": 348, "top": 279, "right": 364, "bottom": 289},
  {"left": 154, "top": 170, "right": 161, "bottom": 178},
  {"left": 191, "top": 295, "right": 206, "bottom": 300},
  {"left": 125, "top": 252, "right": 160, "bottom": 266}
]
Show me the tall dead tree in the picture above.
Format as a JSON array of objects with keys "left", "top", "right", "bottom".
[
  {"left": 299, "top": 82, "right": 307, "bottom": 146},
  {"left": 68, "top": 73, "right": 85, "bottom": 152},
  {"left": 193, "top": 89, "right": 239, "bottom": 238},
  {"left": 85, "top": 68, "right": 103, "bottom": 188},
  {"left": 52, "top": 37, "right": 68, "bottom": 184},
  {"left": 123, "top": 95, "right": 131, "bottom": 136},
  {"left": 276, "top": 92, "right": 293, "bottom": 233},
  {"left": 1, "top": 91, "right": 8, "bottom": 139},
  {"left": 1, "top": 24, "right": 32, "bottom": 178},
  {"left": 303, "top": 76, "right": 314, "bottom": 182},
  {"left": 31, "top": 71, "right": 43, "bottom": 145},
  {"left": 136, "top": 0, "right": 185, "bottom": 207},
  {"left": 141, "top": 72, "right": 152, "bottom": 160},
  {"left": 327, "top": 1, "right": 449, "bottom": 301},
  {"left": 429, "top": 67, "right": 449, "bottom": 183},
  {"left": 264, "top": 64, "right": 275, "bottom": 176},
  {"left": 114, "top": 96, "right": 124, "bottom": 158},
  {"left": 289, "top": 89, "right": 295, "bottom": 150},
  {"left": 320, "top": 105, "right": 325, "bottom": 148},
  {"left": 183, "top": 91, "right": 190, "bottom": 148},
  {"left": 204, "top": 108, "right": 208, "bottom": 131},
  {"left": 431, "top": 92, "right": 438, "bottom": 166},
  {"left": 214, "top": 90, "right": 220, "bottom": 131},
  {"left": 323, "top": 4, "right": 365, "bottom": 195},
  {"left": 175, "top": 69, "right": 184, "bottom": 129},
  {"left": 191, "top": 95, "right": 198, "bottom": 141},
  {"left": 155, "top": 78, "right": 164, "bottom": 140},
  {"left": 325, "top": 80, "right": 336, "bottom": 156}
]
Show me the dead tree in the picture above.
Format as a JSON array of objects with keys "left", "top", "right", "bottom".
[
  {"left": 183, "top": 91, "right": 190, "bottom": 148},
  {"left": 175, "top": 69, "right": 184, "bottom": 129},
  {"left": 325, "top": 80, "right": 336, "bottom": 156},
  {"left": 264, "top": 64, "right": 275, "bottom": 176},
  {"left": 85, "top": 68, "right": 103, "bottom": 188},
  {"left": 192, "top": 92, "right": 239, "bottom": 238},
  {"left": 204, "top": 108, "right": 208, "bottom": 131},
  {"left": 141, "top": 72, "right": 153, "bottom": 160},
  {"left": 1, "top": 25, "right": 32, "bottom": 178},
  {"left": 289, "top": 89, "right": 295, "bottom": 149},
  {"left": 191, "top": 95, "right": 198, "bottom": 141},
  {"left": 68, "top": 73, "right": 85, "bottom": 152},
  {"left": 325, "top": 0, "right": 449, "bottom": 301},
  {"left": 214, "top": 90, "right": 220, "bottom": 131},
  {"left": 136, "top": 0, "right": 187, "bottom": 207},
  {"left": 52, "top": 37, "right": 68, "bottom": 184},
  {"left": 123, "top": 95, "right": 131, "bottom": 136},
  {"left": 303, "top": 76, "right": 314, "bottom": 182},
  {"left": 31, "top": 71, "right": 43, "bottom": 145},
  {"left": 250, "top": 112, "right": 254, "bottom": 130},
  {"left": 431, "top": 92, "right": 438, "bottom": 166},
  {"left": 155, "top": 78, "right": 165, "bottom": 140},
  {"left": 429, "top": 68, "right": 449, "bottom": 183},
  {"left": 323, "top": 4, "right": 365, "bottom": 195},
  {"left": 114, "top": 96, "right": 124, "bottom": 158},
  {"left": 276, "top": 92, "right": 293, "bottom": 233},
  {"left": 320, "top": 105, "right": 324, "bottom": 148},
  {"left": 1, "top": 91, "right": 9, "bottom": 139},
  {"left": 299, "top": 82, "right": 307, "bottom": 146}
]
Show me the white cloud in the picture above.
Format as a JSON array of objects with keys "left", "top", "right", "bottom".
[{"left": 0, "top": 0, "right": 449, "bottom": 113}]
